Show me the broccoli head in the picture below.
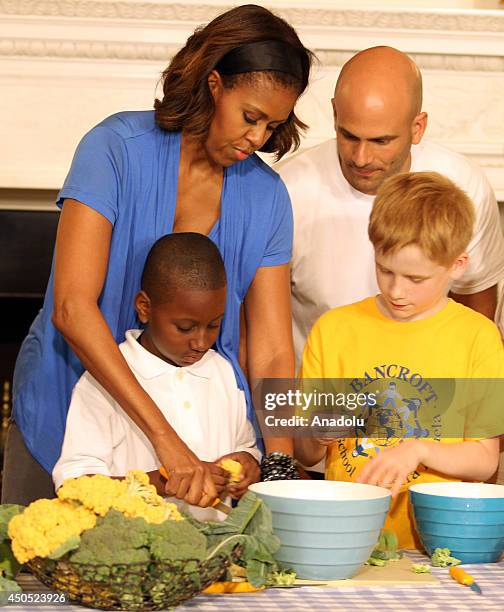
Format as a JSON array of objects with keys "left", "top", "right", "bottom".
[
  {"left": 70, "top": 510, "right": 150, "bottom": 569},
  {"left": 69, "top": 510, "right": 151, "bottom": 609},
  {"left": 148, "top": 519, "right": 207, "bottom": 562}
]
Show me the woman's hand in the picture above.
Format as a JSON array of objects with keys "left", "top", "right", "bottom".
[
  {"left": 54, "top": 200, "right": 219, "bottom": 506},
  {"left": 244, "top": 264, "right": 295, "bottom": 457},
  {"left": 357, "top": 440, "right": 425, "bottom": 497},
  {"left": 155, "top": 436, "right": 219, "bottom": 507},
  {"left": 203, "top": 461, "right": 229, "bottom": 496},
  {"left": 218, "top": 451, "right": 260, "bottom": 499}
]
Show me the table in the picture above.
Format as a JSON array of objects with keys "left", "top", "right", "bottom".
[{"left": 3, "top": 552, "right": 504, "bottom": 611}]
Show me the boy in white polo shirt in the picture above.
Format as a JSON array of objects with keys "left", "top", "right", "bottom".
[{"left": 53, "top": 233, "right": 260, "bottom": 519}]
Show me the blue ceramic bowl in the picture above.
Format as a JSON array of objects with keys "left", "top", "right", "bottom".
[
  {"left": 410, "top": 482, "right": 504, "bottom": 564},
  {"left": 248, "top": 480, "right": 390, "bottom": 580}
]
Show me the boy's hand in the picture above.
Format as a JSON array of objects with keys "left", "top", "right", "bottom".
[
  {"left": 202, "top": 461, "right": 229, "bottom": 495},
  {"left": 314, "top": 437, "right": 338, "bottom": 447},
  {"left": 357, "top": 440, "right": 425, "bottom": 497},
  {"left": 148, "top": 470, "right": 167, "bottom": 497},
  {"left": 218, "top": 451, "right": 260, "bottom": 499}
]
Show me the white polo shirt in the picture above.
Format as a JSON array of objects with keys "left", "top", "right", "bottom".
[{"left": 53, "top": 330, "right": 260, "bottom": 519}]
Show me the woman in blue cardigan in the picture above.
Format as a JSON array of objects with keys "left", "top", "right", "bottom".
[{"left": 4, "top": 4, "right": 313, "bottom": 505}]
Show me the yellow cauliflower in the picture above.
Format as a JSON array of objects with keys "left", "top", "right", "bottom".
[
  {"left": 219, "top": 459, "right": 243, "bottom": 484},
  {"left": 57, "top": 474, "right": 126, "bottom": 517},
  {"left": 8, "top": 499, "right": 96, "bottom": 564},
  {"left": 57, "top": 471, "right": 182, "bottom": 524},
  {"left": 8, "top": 471, "right": 183, "bottom": 564}
]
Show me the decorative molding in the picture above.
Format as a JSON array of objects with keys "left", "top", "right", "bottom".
[
  {"left": 1, "top": 1, "right": 504, "bottom": 33},
  {"left": 0, "top": 37, "right": 179, "bottom": 61},
  {"left": 2, "top": 39, "right": 504, "bottom": 72},
  {"left": 316, "top": 50, "right": 504, "bottom": 71},
  {"left": 408, "top": 52, "right": 504, "bottom": 72},
  {"left": 1, "top": 1, "right": 503, "bottom": 194},
  {"left": 0, "top": 1, "right": 226, "bottom": 22},
  {"left": 453, "top": 153, "right": 504, "bottom": 170},
  {"left": 279, "top": 7, "right": 504, "bottom": 33}
]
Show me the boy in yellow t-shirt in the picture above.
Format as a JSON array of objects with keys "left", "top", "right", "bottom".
[{"left": 296, "top": 171, "right": 503, "bottom": 548}]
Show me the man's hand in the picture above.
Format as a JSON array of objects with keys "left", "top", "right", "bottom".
[
  {"left": 218, "top": 451, "right": 260, "bottom": 499},
  {"left": 357, "top": 440, "right": 425, "bottom": 497}
]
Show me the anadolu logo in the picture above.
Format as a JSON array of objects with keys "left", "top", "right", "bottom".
[{"left": 348, "top": 365, "right": 456, "bottom": 447}]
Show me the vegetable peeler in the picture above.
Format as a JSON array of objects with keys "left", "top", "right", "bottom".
[{"left": 449, "top": 566, "right": 482, "bottom": 594}]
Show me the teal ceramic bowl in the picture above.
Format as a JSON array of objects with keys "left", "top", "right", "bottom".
[
  {"left": 410, "top": 482, "right": 504, "bottom": 564},
  {"left": 248, "top": 480, "right": 390, "bottom": 580}
]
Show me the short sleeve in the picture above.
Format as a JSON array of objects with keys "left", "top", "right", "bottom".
[
  {"left": 234, "top": 389, "right": 262, "bottom": 463},
  {"left": 463, "top": 322, "right": 504, "bottom": 439},
  {"left": 451, "top": 172, "right": 504, "bottom": 294},
  {"left": 52, "top": 373, "right": 118, "bottom": 489},
  {"left": 57, "top": 125, "right": 127, "bottom": 226},
  {"left": 260, "top": 178, "right": 293, "bottom": 267},
  {"left": 300, "top": 319, "right": 325, "bottom": 379}
]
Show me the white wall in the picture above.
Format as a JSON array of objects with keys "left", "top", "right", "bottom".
[{"left": 1, "top": 0, "right": 503, "bottom": 202}]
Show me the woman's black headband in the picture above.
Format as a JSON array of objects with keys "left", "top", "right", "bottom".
[{"left": 216, "top": 40, "right": 304, "bottom": 81}]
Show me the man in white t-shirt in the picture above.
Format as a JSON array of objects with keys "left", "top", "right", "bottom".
[
  {"left": 278, "top": 46, "right": 504, "bottom": 366},
  {"left": 53, "top": 233, "right": 261, "bottom": 520}
]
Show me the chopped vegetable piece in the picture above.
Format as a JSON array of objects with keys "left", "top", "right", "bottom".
[
  {"left": 411, "top": 563, "right": 431, "bottom": 573},
  {"left": 267, "top": 569, "right": 296, "bottom": 586},
  {"left": 367, "top": 529, "right": 403, "bottom": 565},
  {"left": 219, "top": 459, "right": 243, "bottom": 484},
  {"left": 366, "top": 557, "right": 387, "bottom": 566},
  {"left": 431, "top": 548, "right": 461, "bottom": 567}
]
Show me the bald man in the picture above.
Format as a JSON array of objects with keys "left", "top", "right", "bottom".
[{"left": 278, "top": 46, "right": 504, "bottom": 366}]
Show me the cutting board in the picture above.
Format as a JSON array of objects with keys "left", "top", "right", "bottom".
[{"left": 294, "top": 556, "right": 439, "bottom": 587}]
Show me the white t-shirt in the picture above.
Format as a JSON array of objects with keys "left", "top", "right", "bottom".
[
  {"left": 278, "top": 139, "right": 504, "bottom": 365},
  {"left": 53, "top": 330, "right": 260, "bottom": 520}
]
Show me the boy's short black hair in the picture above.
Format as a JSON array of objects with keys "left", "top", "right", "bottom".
[{"left": 141, "top": 233, "right": 226, "bottom": 303}]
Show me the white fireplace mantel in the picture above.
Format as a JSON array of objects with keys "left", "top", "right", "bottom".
[{"left": 1, "top": 1, "right": 504, "bottom": 200}]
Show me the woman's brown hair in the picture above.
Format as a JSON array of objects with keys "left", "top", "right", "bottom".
[{"left": 154, "top": 4, "right": 314, "bottom": 160}]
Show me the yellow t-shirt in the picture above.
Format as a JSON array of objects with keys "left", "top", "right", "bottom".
[{"left": 301, "top": 297, "right": 504, "bottom": 548}]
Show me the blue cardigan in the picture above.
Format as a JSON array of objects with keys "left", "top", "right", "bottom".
[{"left": 13, "top": 111, "right": 293, "bottom": 471}]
